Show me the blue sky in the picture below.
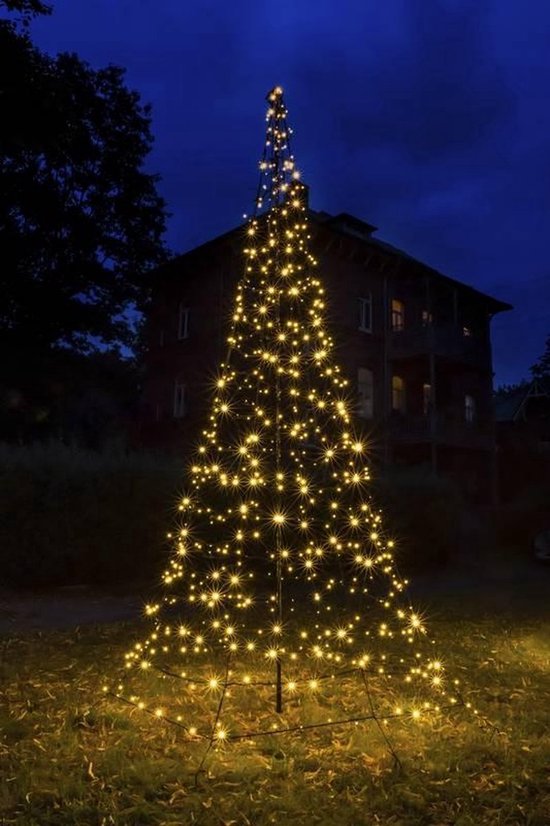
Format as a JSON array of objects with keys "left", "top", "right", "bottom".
[{"left": 31, "top": 0, "right": 550, "bottom": 385}]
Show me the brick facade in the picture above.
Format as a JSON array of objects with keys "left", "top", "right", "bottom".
[{"left": 138, "top": 208, "right": 512, "bottom": 503}]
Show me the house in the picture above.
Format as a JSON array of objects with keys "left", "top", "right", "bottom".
[{"left": 138, "top": 197, "right": 512, "bottom": 503}]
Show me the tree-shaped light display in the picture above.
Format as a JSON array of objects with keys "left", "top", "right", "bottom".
[{"left": 110, "top": 87, "right": 473, "bottom": 749}]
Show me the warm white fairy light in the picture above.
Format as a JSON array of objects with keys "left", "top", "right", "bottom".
[{"left": 113, "top": 85, "right": 471, "bottom": 746}]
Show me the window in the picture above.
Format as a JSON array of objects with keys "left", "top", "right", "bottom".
[
  {"left": 462, "top": 326, "right": 472, "bottom": 337},
  {"left": 357, "top": 368, "right": 374, "bottom": 418},
  {"left": 178, "top": 304, "right": 190, "bottom": 340},
  {"left": 422, "top": 309, "right": 433, "bottom": 326},
  {"left": 391, "top": 299, "right": 405, "bottom": 331},
  {"left": 174, "top": 380, "right": 187, "bottom": 418},
  {"left": 392, "top": 375, "right": 405, "bottom": 413},
  {"left": 465, "top": 394, "right": 476, "bottom": 423},
  {"left": 422, "top": 383, "right": 432, "bottom": 416},
  {"left": 358, "top": 296, "right": 372, "bottom": 332}
]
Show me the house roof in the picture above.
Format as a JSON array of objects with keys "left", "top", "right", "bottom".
[
  {"left": 154, "top": 204, "right": 513, "bottom": 315},
  {"left": 312, "top": 210, "right": 512, "bottom": 316}
]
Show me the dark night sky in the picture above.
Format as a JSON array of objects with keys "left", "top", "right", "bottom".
[{"left": 31, "top": 0, "right": 550, "bottom": 386}]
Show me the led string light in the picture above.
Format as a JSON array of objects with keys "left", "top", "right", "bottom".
[{"left": 108, "top": 85, "right": 479, "bottom": 749}]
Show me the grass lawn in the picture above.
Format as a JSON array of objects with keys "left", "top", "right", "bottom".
[{"left": 1, "top": 607, "right": 549, "bottom": 825}]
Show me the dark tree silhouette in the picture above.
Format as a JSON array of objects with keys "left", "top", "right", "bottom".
[
  {"left": 0, "top": 0, "right": 51, "bottom": 28},
  {"left": 0, "top": 40, "right": 168, "bottom": 352},
  {"left": 531, "top": 335, "right": 550, "bottom": 381},
  {"left": 1, "top": 0, "right": 50, "bottom": 11},
  {"left": 0, "top": 6, "right": 168, "bottom": 440}
]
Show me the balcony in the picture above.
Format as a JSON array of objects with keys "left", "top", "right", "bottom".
[
  {"left": 388, "top": 413, "right": 494, "bottom": 450},
  {"left": 389, "top": 324, "right": 490, "bottom": 369}
]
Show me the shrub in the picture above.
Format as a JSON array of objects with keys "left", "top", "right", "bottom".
[
  {"left": 0, "top": 442, "right": 182, "bottom": 588},
  {"left": 0, "top": 444, "right": 474, "bottom": 588},
  {"left": 496, "top": 482, "right": 550, "bottom": 551},
  {"left": 372, "top": 466, "right": 465, "bottom": 570}
]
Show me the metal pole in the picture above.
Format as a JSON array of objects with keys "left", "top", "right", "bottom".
[{"left": 275, "top": 363, "right": 283, "bottom": 714}]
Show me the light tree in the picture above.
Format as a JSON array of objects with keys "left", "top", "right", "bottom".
[{"left": 113, "top": 87, "right": 470, "bottom": 748}]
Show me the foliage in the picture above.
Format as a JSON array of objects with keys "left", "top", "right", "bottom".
[
  {"left": 495, "top": 332, "right": 550, "bottom": 392},
  {"left": 0, "top": 17, "right": 168, "bottom": 439},
  {"left": 0, "top": 0, "right": 50, "bottom": 13},
  {"left": 373, "top": 466, "right": 466, "bottom": 569},
  {"left": 0, "top": 445, "right": 474, "bottom": 590},
  {"left": 0, "top": 30, "right": 168, "bottom": 353},
  {"left": 497, "top": 482, "right": 550, "bottom": 549},
  {"left": 0, "top": 0, "right": 51, "bottom": 27},
  {"left": 1, "top": 614, "right": 549, "bottom": 824},
  {"left": 1, "top": 348, "right": 141, "bottom": 446},
  {"left": 530, "top": 333, "right": 550, "bottom": 381},
  {"left": 493, "top": 380, "right": 529, "bottom": 399},
  {"left": 0, "top": 442, "right": 182, "bottom": 587}
]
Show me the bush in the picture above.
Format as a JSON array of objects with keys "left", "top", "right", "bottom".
[
  {"left": 0, "top": 442, "right": 182, "bottom": 588},
  {"left": 0, "top": 444, "right": 476, "bottom": 588},
  {"left": 372, "top": 466, "right": 465, "bottom": 570},
  {"left": 496, "top": 482, "right": 550, "bottom": 551}
]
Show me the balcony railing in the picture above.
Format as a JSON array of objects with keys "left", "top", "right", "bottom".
[
  {"left": 389, "top": 324, "right": 489, "bottom": 368},
  {"left": 387, "top": 412, "right": 494, "bottom": 450}
]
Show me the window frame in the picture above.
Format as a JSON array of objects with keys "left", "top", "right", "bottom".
[
  {"left": 422, "top": 383, "right": 432, "bottom": 416},
  {"left": 177, "top": 304, "right": 190, "bottom": 340},
  {"left": 421, "top": 309, "right": 433, "bottom": 326},
  {"left": 173, "top": 380, "right": 187, "bottom": 418},
  {"left": 464, "top": 394, "right": 476, "bottom": 423},
  {"left": 357, "top": 367, "right": 374, "bottom": 419},
  {"left": 358, "top": 295, "right": 373, "bottom": 333},
  {"left": 391, "top": 374, "right": 406, "bottom": 413},
  {"left": 391, "top": 299, "right": 405, "bottom": 332}
]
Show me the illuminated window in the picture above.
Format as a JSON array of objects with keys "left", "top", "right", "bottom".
[
  {"left": 464, "top": 394, "right": 476, "bottom": 423},
  {"left": 463, "top": 326, "right": 472, "bottom": 337},
  {"left": 358, "top": 296, "right": 372, "bottom": 332},
  {"left": 392, "top": 375, "right": 405, "bottom": 413},
  {"left": 422, "top": 309, "right": 433, "bottom": 326},
  {"left": 174, "top": 381, "right": 187, "bottom": 418},
  {"left": 422, "top": 383, "right": 432, "bottom": 416},
  {"left": 357, "top": 368, "right": 374, "bottom": 419},
  {"left": 391, "top": 299, "right": 405, "bottom": 331},
  {"left": 178, "top": 304, "right": 190, "bottom": 340}
]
